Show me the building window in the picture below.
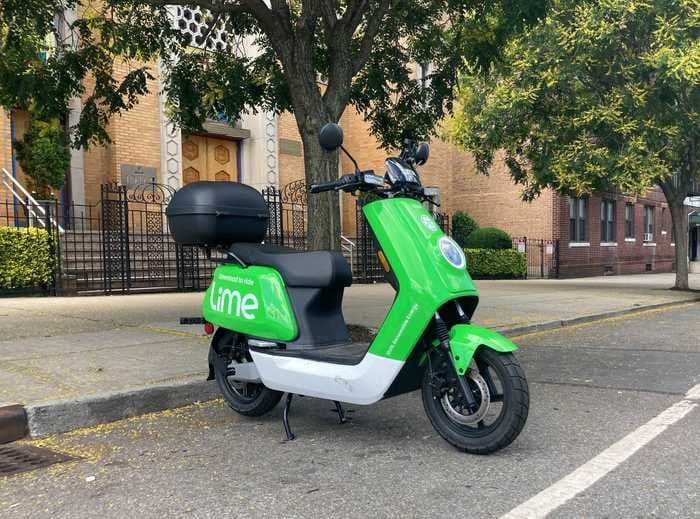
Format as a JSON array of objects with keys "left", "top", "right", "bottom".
[
  {"left": 644, "top": 206, "right": 654, "bottom": 242},
  {"left": 600, "top": 199, "right": 615, "bottom": 242},
  {"left": 569, "top": 197, "right": 588, "bottom": 242},
  {"left": 624, "top": 203, "right": 635, "bottom": 239}
]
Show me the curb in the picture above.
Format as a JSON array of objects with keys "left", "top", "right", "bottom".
[
  {"left": 496, "top": 297, "right": 699, "bottom": 338},
  {"left": 2, "top": 297, "right": 698, "bottom": 442},
  {"left": 24, "top": 379, "right": 221, "bottom": 438}
]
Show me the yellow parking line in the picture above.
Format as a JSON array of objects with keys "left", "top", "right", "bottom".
[{"left": 139, "top": 325, "right": 209, "bottom": 341}]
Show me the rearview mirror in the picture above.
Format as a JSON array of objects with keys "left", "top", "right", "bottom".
[
  {"left": 319, "top": 123, "right": 344, "bottom": 151},
  {"left": 415, "top": 142, "right": 429, "bottom": 166}
]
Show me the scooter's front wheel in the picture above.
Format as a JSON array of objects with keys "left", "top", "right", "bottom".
[
  {"left": 422, "top": 347, "right": 529, "bottom": 454},
  {"left": 211, "top": 330, "right": 282, "bottom": 416}
]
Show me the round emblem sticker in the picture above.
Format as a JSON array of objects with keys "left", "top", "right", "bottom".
[{"left": 439, "top": 236, "right": 466, "bottom": 269}]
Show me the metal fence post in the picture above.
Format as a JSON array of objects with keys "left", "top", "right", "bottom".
[{"left": 540, "top": 241, "right": 545, "bottom": 278}]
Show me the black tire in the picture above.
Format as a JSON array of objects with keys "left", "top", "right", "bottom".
[
  {"left": 211, "top": 330, "right": 283, "bottom": 416},
  {"left": 421, "top": 347, "right": 529, "bottom": 454}
]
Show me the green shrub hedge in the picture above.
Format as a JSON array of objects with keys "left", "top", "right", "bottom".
[
  {"left": 0, "top": 227, "right": 54, "bottom": 289},
  {"left": 465, "top": 227, "right": 512, "bottom": 250},
  {"left": 465, "top": 248, "right": 526, "bottom": 279}
]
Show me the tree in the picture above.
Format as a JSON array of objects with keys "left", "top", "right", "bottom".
[
  {"left": 13, "top": 115, "right": 71, "bottom": 199},
  {"left": 0, "top": 0, "right": 547, "bottom": 250},
  {"left": 449, "top": 0, "right": 700, "bottom": 289},
  {"left": 451, "top": 210, "right": 479, "bottom": 247}
]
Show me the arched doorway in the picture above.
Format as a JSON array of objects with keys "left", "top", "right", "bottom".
[{"left": 181, "top": 135, "right": 239, "bottom": 184}]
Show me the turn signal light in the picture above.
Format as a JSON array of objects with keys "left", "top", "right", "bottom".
[
  {"left": 203, "top": 322, "right": 215, "bottom": 335},
  {"left": 377, "top": 250, "right": 391, "bottom": 272}
]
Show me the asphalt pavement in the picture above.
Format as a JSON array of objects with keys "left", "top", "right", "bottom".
[{"left": 0, "top": 302, "right": 698, "bottom": 518}]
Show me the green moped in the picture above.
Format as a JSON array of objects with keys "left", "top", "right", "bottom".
[{"left": 167, "top": 123, "right": 529, "bottom": 453}]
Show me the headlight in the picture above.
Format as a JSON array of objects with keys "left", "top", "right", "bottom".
[{"left": 438, "top": 236, "right": 466, "bottom": 269}]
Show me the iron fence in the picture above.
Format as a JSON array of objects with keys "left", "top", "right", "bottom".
[
  {"left": 1, "top": 179, "right": 457, "bottom": 295},
  {"left": 512, "top": 237, "right": 560, "bottom": 278},
  {"left": 0, "top": 182, "right": 218, "bottom": 296},
  {"left": 0, "top": 198, "right": 61, "bottom": 296},
  {"left": 262, "top": 181, "right": 307, "bottom": 249}
]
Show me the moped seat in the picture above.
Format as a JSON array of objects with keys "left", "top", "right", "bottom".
[{"left": 229, "top": 243, "right": 353, "bottom": 288}]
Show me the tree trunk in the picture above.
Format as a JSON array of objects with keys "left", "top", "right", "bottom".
[
  {"left": 661, "top": 183, "right": 690, "bottom": 290},
  {"left": 299, "top": 128, "right": 341, "bottom": 251}
]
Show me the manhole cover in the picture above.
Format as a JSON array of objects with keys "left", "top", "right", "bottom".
[{"left": 0, "top": 445, "right": 76, "bottom": 477}]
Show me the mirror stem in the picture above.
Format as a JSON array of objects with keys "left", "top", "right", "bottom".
[{"left": 340, "top": 145, "right": 360, "bottom": 173}]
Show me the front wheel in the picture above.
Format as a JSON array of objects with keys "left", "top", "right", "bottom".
[{"left": 422, "top": 347, "right": 529, "bottom": 454}]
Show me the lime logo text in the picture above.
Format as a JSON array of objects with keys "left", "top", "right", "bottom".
[{"left": 209, "top": 281, "right": 259, "bottom": 320}]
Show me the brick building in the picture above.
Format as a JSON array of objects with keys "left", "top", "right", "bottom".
[{"left": 1, "top": 4, "right": 697, "bottom": 279}]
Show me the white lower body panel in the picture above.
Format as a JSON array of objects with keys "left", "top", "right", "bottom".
[{"left": 249, "top": 351, "right": 405, "bottom": 405}]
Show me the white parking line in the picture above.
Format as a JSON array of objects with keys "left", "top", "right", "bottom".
[{"left": 501, "top": 384, "right": 700, "bottom": 519}]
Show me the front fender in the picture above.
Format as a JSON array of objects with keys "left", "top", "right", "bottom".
[{"left": 448, "top": 324, "right": 518, "bottom": 376}]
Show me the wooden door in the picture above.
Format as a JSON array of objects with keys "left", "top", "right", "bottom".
[{"left": 182, "top": 135, "right": 238, "bottom": 185}]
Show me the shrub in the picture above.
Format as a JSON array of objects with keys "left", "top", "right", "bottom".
[
  {"left": 0, "top": 227, "right": 55, "bottom": 289},
  {"left": 13, "top": 117, "right": 70, "bottom": 199},
  {"left": 465, "top": 249, "right": 526, "bottom": 279},
  {"left": 465, "top": 227, "right": 512, "bottom": 250},
  {"left": 451, "top": 211, "right": 479, "bottom": 247}
]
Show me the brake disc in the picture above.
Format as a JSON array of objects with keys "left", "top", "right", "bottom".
[{"left": 440, "top": 371, "right": 490, "bottom": 426}]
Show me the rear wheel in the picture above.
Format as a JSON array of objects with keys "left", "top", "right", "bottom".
[
  {"left": 422, "top": 347, "right": 529, "bottom": 454},
  {"left": 211, "top": 330, "right": 282, "bottom": 416}
]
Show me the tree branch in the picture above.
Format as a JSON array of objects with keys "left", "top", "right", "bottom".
[
  {"left": 317, "top": 1, "right": 339, "bottom": 34},
  {"left": 340, "top": 0, "right": 369, "bottom": 33},
  {"left": 351, "top": 0, "right": 390, "bottom": 75}
]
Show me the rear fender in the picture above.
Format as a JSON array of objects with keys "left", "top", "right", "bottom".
[
  {"left": 207, "top": 327, "right": 228, "bottom": 381},
  {"left": 448, "top": 324, "right": 518, "bottom": 376}
]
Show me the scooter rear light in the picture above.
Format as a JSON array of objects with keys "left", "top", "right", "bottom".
[{"left": 203, "top": 322, "right": 215, "bottom": 335}]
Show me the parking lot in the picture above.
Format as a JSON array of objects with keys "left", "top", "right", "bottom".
[{"left": 0, "top": 303, "right": 698, "bottom": 518}]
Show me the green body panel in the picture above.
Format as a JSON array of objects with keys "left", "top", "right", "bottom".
[
  {"left": 201, "top": 198, "right": 481, "bottom": 359},
  {"left": 202, "top": 264, "right": 297, "bottom": 341},
  {"left": 364, "top": 198, "right": 479, "bottom": 361},
  {"left": 448, "top": 324, "right": 519, "bottom": 375}
]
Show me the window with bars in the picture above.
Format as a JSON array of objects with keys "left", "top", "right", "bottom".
[
  {"left": 569, "top": 197, "right": 588, "bottom": 242},
  {"left": 625, "top": 203, "right": 635, "bottom": 239},
  {"left": 600, "top": 199, "right": 615, "bottom": 242}
]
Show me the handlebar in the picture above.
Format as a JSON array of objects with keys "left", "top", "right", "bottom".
[
  {"left": 309, "top": 170, "right": 431, "bottom": 202},
  {"left": 310, "top": 172, "right": 379, "bottom": 194},
  {"left": 309, "top": 180, "right": 339, "bottom": 193}
]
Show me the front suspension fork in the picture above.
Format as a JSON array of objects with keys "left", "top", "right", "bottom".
[{"left": 434, "top": 311, "right": 478, "bottom": 412}]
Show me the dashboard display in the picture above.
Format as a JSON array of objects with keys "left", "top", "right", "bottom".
[{"left": 385, "top": 158, "right": 420, "bottom": 185}]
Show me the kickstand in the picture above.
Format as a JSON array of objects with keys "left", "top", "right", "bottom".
[
  {"left": 282, "top": 393, "right": 296, "bottom": 441},
  {"left": 332, "top": 401, "right": 350, "bottom": 424}
]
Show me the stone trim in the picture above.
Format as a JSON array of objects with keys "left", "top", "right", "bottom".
[{"left": 201, "top": 120, "right": 251, "bottom": 140}]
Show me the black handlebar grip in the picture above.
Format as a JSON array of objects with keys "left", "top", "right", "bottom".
[{"left": 309, "top": 180, "right": 337, "bottom": 193}]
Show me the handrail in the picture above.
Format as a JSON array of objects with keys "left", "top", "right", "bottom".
[
  {"left": 1, "top": 178, "right": 47, "bottom": 228},
  {"left": 340, "top": 235, "right": 355, "bottom": 253},
  {"left": 1, "top": 167, "right": 64, "bottom": 232},
  {"left": 341, "top": 235, "right": 355, "bottom": 248}
]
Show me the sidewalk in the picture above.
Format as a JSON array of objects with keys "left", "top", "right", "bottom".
[
  {"left": 345, "top": 272, "right": 700, "bottom": 329},
  {"left": 0, "top": 273, "right": 698, "bottom": 437}
]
